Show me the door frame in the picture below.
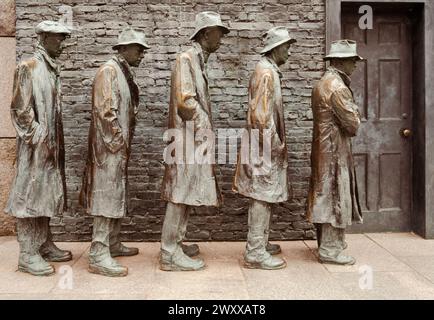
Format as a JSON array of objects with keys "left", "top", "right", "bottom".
[{"left": 325, "top": 0, "right": 434, "bottom": 239}]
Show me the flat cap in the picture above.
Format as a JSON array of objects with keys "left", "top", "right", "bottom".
[{"left": 35, "top": 20, "right": 72, "bottom": 35}]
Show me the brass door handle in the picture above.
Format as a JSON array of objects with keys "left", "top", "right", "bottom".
[{"left": 401, "top": 128, "right": 412, "bottom": 138}]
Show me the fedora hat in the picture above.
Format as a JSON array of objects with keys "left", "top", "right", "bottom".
[
  {"left": 113, "top": 27, "right": 150, "bottom": 50},
  {"left": 35, "top": 20, "right": 72, "bottom": 35},
  {"left": 190, "top": 11, "right": 230, "bottom": 40},
  {"left": 260, "top": 26, "right": 296, "bottom": 54},
  {"left": 324, "top": 39, "right": 363, "bottom": 60}
]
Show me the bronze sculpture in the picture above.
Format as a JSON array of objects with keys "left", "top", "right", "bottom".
[
  {"left": 307, "top": 40, "right": 363, "bottom": 265},
  {"left": 160, "top": 11, "right": 229, "bottom": 271},
  {"left": 233, "top": 27, "right": 296, "bottom": 270},
  {"left": 80, "top": 28, "right": 149, "bottom": 277},
  {"left": 5, "top": 21, "right": 72, "bottom": 276}
]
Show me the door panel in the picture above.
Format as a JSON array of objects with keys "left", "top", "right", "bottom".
[{"left": 342, "top": 6, "right": 413, "bottom": 232}]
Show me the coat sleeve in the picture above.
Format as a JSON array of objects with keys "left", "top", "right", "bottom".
[
  {"left": 250, "top": 71, "right": 282, "bottom": 147},
  {"left": 330, "top": 87, "right": 361, "bottom": 137},
  {"left": 10, "top": 62, "right": 46, "bottom": 145},
  {"left": 93, "top": 66, "right": 126, "bottom": 154},
  {"left": 175, "top": 54, "right": 209, "bottom": 129}
]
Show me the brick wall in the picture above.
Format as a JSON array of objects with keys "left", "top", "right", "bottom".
[{"left": 14, "top": 0, "right": 326, "bottom": 241}]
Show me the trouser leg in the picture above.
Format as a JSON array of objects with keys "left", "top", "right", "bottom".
[
  {"left": 161, "top": 202, "right": 187, "bottom": 255},
  {"left": 39, "top": 217, "right": 72, "bottom": 262},
  {"left": 109, "top": 218, "right": 122, "bottom": 247},
  {"left": 89, "top": 216, "right": 128, "bottom": 277},
  {"left": 16, "top": 217, "right": 54, "bottom": 276},
  {"left": 160, "top": 202, "right": 204, "bottom": 271},
  {"left": 318, "top": 223, "right": 343, "bottom": 259},
  {"left": 317, "top": 223, "right": 354, "bottom": 265},
  {"left": 109, "top": 218, "right": 139, "bottom": 257},
  {"left": 17, "top": 218, "right": 43, "bottom": 256},
  {"left": 245, "top": 199, "right": 271, "bottom": 262},
  {"left": 177, "top": 206, "right": 190, "bottom": 246}
]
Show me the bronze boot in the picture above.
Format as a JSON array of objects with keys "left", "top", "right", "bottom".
[
  {"left": 89, "top": 242, "right": 128, "bottom": 277},
  {"left": 181, "top": 243, "right": 200, "bottom": 257},
  {"left": 110, "top": 219, "right": 138, "bottom": 257},
  {"left": 40, "top": 217, "right": 72, "bottom": 262},
  {"left": 160, "top": 248, "right": 205, "bottom": 271},
  {"left": 17, "top": 218, "right": 55, "bottom": 276}
]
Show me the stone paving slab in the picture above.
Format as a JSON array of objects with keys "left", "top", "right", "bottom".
[{"left": 1, "top": 233, "right": 434, "bottom": 299}]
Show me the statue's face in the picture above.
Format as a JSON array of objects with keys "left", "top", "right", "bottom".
[
  {"left": 120, "top": 44, "right": 146, "bottom": 67},
  {"left": 341, "top": 57, "right": 358, "bottom": 76},
  {"left": 204, "top": 27, "right": 224, "bottom": 53},
  {"left": 42, "top": 33, "right": 67, "bottom": 58},
  {"left": 273, "top": 42, "right": 292, "bottom": 66}
]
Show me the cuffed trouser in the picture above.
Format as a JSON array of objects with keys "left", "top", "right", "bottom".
[
  {"left": 161, "top": 202, "right": 189, "bottom": 256},
  {"left": 317, "top": 223, "right": 346, "bottom": 259},
  {"left": 245, "top": 199, "right": 271, "bottom": 262},
  {"left": 90, "top": 217, "right": 119, "bottom": 259},
  {"left": 17, "top": 217, "right": 48, "bottom": 256}
]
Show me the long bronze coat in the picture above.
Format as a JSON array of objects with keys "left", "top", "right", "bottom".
[
  {"left": 5, "top": 46, "right": 67, "bottom": 218},
  {"left": 233, "top": 57, "right": 290, "bottom": 204},
  {"left": 80, "top": 55, "right": 139, "bottom": 218},
  {"left": 306, "top": 67, "right": 363, "bottom": 228},
  {"left": 161, "top": 43, "right": 222, "bottom": 207}
]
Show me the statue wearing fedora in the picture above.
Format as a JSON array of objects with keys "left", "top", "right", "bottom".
[
  {"left": 160, "top": 11, "right": 229, "bottom": 271},
  {"left": 5, "top": 21, "right": 72, "bottom": 276},
  {"left": 307, "top": 40, "right": 364, "bottom": 265},
  {"left": 80, "top": 27, "right": 149, "bottom": 277},
  {"left": 233, "top": 27, "right": 296, "bottom": 270}
]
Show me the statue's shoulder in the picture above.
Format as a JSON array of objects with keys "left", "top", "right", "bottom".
[{"left": 17, "top": 56, "right": 39, "bottom": 73}]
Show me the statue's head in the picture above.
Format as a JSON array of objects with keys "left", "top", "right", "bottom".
[
  {"left": 325, "top": 40, "right": 364, "bottom": 76},
  {"left": 113, "top": 27, "right": 150, "bottom": 67},
  {"left": 261, "top": 27, "right": 296, "bottom": 66},
  {"left": 35, "top": 21, "right": 71, "bottom": 59},
  {"left": 190, "top": 12, "right": 230, "bottom": 53}
]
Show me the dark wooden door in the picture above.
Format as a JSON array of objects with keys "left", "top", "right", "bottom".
[{"left": 342, "top": 6, "right": 413, "bottom": 232}]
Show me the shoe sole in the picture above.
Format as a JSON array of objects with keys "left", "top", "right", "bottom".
[
  {"left": 42, "top": 254, "right": 73, "bottom": 263},
  {"left": 267, "top": 249, "right": 282, "bottom": 255},
  {"left": 110, "top": 251, "right": 139, "bottom": 258},
  {"left": 18, "top": 265, "right": 55, "bottom": 276},
  {"left": 159, "top": 263, "right": 205, "bottom": 272},
  {"left": 88, "top": 265, "right": 128, "bottom": 277},
  {"left": 244, "top": 261, "right": 287, "bottom": 270},
  {"left": 319, "top": 259, "right": 355, "bottom": 266}
]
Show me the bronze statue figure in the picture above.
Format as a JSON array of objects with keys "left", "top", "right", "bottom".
[
  {"left": 160, "top": 11, "right": 229, "bottom": 271},
  {"left": 233, "top": 27, "right": 296, "bottom": 270},
  {"left": 80, "top": 28, "right": 149, "bottom": 277},
  {"left": 5, "top": 21, "right": 73, "bottom": 276},
  {"left": 307, "top": 40, "right": 363, "bottom": 265}
]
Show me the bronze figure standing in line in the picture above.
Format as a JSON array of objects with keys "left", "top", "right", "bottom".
[
  {"left": 160, "top": 11, "right": 229, "bottom": 271},
  {"left": 233, "top": 27, "right": 295, "bottom": 270},
  {"left": 5, "top": 21, "right": 73, "bottom": 276},
  {"left": 307, "top": 40, "right": 363, "bottom": 265},
  {"left": 80, "top": 28, "right": 149, "bottom": 277}
]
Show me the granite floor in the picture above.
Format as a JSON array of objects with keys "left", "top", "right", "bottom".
[{"left": 1, "top": 233, "right": 434, "bottom": 300}]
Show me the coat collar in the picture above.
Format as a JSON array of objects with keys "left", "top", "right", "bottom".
[
  {"left": 192, "top": 42, "right": 206, "bottom": 71},
  {"left": 113, "top": 54, "right": 136, "bottom": 79},
  {"left": 328, "top": 66, "right": 351, "bottom": 87},
  {"left": 263, "top": 56, "right": 283, "bottom": 79},
  {"left": 36, "top": 44, "right": 60, "bottom": 75}
]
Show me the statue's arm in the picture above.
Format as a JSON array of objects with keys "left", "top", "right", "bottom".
[
  {"left": 176, "top": 55, "right": 209, "bottom": 129},
  {"left": 330, "top": 87, "right": 361, "bottom": 137},
  {"left": 93, "top": 66, "right": 126, "bottom": 154},
  {"left": 10, "top": 62, "right": 45, "bottom": 145}
]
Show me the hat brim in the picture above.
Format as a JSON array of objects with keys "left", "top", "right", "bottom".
[
  {"left": 190, "top": 25, "right": 230, "bottom": 40},
  {"left": 113, "top": 41, "right": 151, "bottom": 50},
  {"left": 324, "top": 54, "right": 364, "bottom": 61},
  {"left": 260, "top": 37, "right": 296, "bottom": 54}
]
